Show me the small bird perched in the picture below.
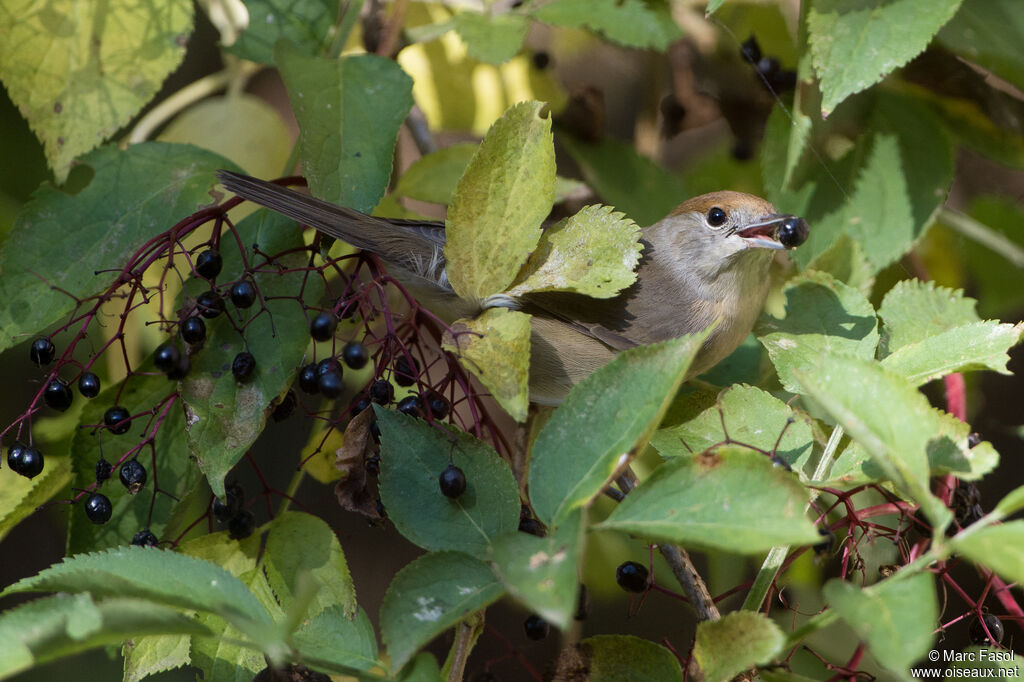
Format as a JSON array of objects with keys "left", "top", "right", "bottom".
[{"left": 217, "top": 171, "right": 808, "bottom": 404}]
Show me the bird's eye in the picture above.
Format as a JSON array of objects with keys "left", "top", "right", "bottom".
[{"left": 706, "top": 206, "right": 728, "bottom": 228}]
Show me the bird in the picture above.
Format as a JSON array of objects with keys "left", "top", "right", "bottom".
[{"left": 217, "top": 170, "right": 809, "bottom": 405}]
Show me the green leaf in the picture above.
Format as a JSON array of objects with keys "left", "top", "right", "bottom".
[
  {"left": 562, "top": 635, "right": 683, "bottom": 681},
  {"left": 376, "top": 408, "right": 520, "bottom": 558},
  {"left": 531, "top": 0, "right": 682, "bottom": 50},
  {"left": 597, "top": 446, "right": 819, "bottom": 552},
  {"left": 453, "top": 12, "right": 528, "bottom": 64},
  {"left": 878, "top": 279, "right": 980, "bottom": 353},
  {"left": 397, "top": 652, "right": 444, "bottom": 682},
  {"left": 123, "top": 634, "right": 192, "bottom": 682},
  {"left": 2, "top": 546, "right": 272, "bottom": 629},
  {"left": 0, "top": 0, "right": 193, "bottom": 181},
  {"left": 507, "top": 204, "right": 642, "bottom": 298},
  {"left": 0, "top": 594, "right": 208, "bottom": 679},
  {"left": 938, "top": 0, "right": 1024, "bottom": 92},
  {"left": 67, "top": 371, "right": 197, "bottom": 553},
  {"left": 994, "top": 485, "right": 1024, "bottom": 518},
  {"left": 559, "top": 134, "right": 687, "bottom": 227},
  {"left": 226, "top": 0, "right": 337, "bottom": 65},
  {"left": 793, "top": 354, "right": 952, "bottom": 529},
  {"left": 394, "top": 143, "right": 478, "bottom": 205},
  {"left": 824, "top": 573, "right": 937, "bottom": 676},
  {"left": 380, "top": 552, "right": 504, "bottom": 673},
  {"left": 755, "top": 271, "right": 879, "bottom": 394},
  {"left": 808, "top": 0, "right": 963, "bottom": 114},
  {"left": 0, "top": 451, "right": 71, "bottom": 545},
  {"left": 292, "top": 606, "right": 381, "bottom": 675},
  {"left": 805, "top": 233, "right": 875, "bottom": 296},
  {"left": 651, "top": 385, "right": 815, "bottom": 475},
  {"left": 263, "top": 512, "right": 355, "bottom": 621},
  {"left": 0, "top": 143, "right": 237, "bottom": 354},
  {"left": 442, "top": 308, "right": 532, "bottom": 422},
  {"left": 705, "top": 0, "right": 727, "bottom": 15},
  {"left": 529, "top": 334, "right": 707, "bottom": 527},
  {"left": 952, "top": 521, "right": 1024, "bottom": 585},
  {"left": 181, "top": 210, "right": 323, "bottom": 498},
  {"left": 693, "top": 611, "right": 785, "bottom": 682},
  {"left": 488, "top": 508, "right": 585, "bottom": 629},
  {"left": 956, "top": 197, "right": 1024, "bottom": 318},
  {"left": 446, "top": 101, "right": 555, "bottom": 298},
  {"left": 276, "top": 44, "right": 414, "bottom": 212},
  {"left": 881, "top": 321, "right": 1022, "bottom": 385}
]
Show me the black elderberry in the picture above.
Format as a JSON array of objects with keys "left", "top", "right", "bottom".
[
  {"left": 30, "top": 338, "right": 55, "bottom": 366},
  {"left": 369, "top": 379, "right": 394, "bottom": 405},
  {"left": 316, "top": 357, "right": 343, "bottom": 377},
  {"left": 84, "top": 492, "right": 113, "bottom": 524},
  {"left": 95, "top": 456, "right": 112, "bottom": 484},
  {"left": 814, "top": 528, "right": 835, "bottom": 556},
  {"left": 196, "top": 290, "right": 225, "bottom": 319},
  {"left": 195, "top": 249, "right": 223, "bottom": 279},
  {"left": 119, "top": 459, "right": 147, "bottom": 494},
  {"left": 397, "top": 395, "right": 423, "bottom": 418},
  {"left": 7, "top": 442, "right": 44, "bottom": 479},
  {"left": 153, "top": 343, "right": 181, "bottom": 372},
  {"left": 518, "top": 517, "right": 545, "bottom": 537},
  {"left": 78, "top": 371, "right": 101, "bottom": 398},
  {"left": 43, "top": 378, "right": 73, "bottom": 411},
  {"left": 439, "top": 464, "right": 466, "bottom": 499},
  {"left": 166, "top": 353, "right": 190, "bottom": 380},
  {"left": 426, "top": 392, "right": 450, "bottom": 419},
  {"left": 523, "top": 614, "right": 549, "bottom": 640},
  {"left": 213, "top": 483, "right": 244, "bottom": 523},
  {"left": 740, "top": 35, "right": 762, "bottom": 64},
  {"left": 969, "top": 613, "right": 1004, "bottom": 645},
  {"left": 575, "top": 584, "right": 591, "bottom": 621},
  {"left": 104, "top": 406, "right": 132, "bottom": 435},
  {"left": 228, "top": 510, "right": 256, "bottom": 540},
  {"left": 350, "top": 394, "right": 371, "bottom": 415},
  {"left": 393, "top": 355, "right": 419, "bottom": 387},
  {"left": 230, "top": 281, "right": 257, "bottom": 308},
  {"left": 309, "top": 312, "right": 337, "bottom": 342},
  {"left": 181, "top": 316, "right": 206, "bottom": 345},
  {"left": 318, "top": 370, "right": 343, "bottom": 399},
  {"left": 232, "top": 352, "right": 256, "bottom": 382},
  {"left": 615, "top": 561, "right": 649, "bottom": 593},
  {"left": 298, "top": 363, "right": 319, "bottom": 394},
  {"left": 342, "top": 341, "right": 369, "bottom": 370},
  {"left": 272, "top": 390, "right": 297, "bottom": 422},
  {"left": 131, "top": 529, "right": 159, "bottom": 547}
]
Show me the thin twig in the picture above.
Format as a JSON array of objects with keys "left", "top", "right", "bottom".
[{"left": 617, "top": 467, "right": 720, "bottom": 622}]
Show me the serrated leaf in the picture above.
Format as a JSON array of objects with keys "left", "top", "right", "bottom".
[
  {"left": 394, "top": 143, "right": 478, "bottom": 205},
  {"left": 597, "top": 447, "right": 819, "bottom": 552},
  {"left": 693, "top": 611, "right": 785, "bottom": 682},
  {"left": 0, "top": 143, "right": 238, "bottom": 354},
  {"left": 559, "top": 134, "right": 687, "bottom": 227},
  {"left": 824, "top": 573, "right": 937, "bottom": 677},
  {"left": 263, "top": 512, "right": 355, "bottom": 621},
  {"left": 0, "top": 0, "right": 193, "bottom": 181},
  {"left": 952, "top": 521, "right": 1024, "bottom": 585},
  {"left": 453, "top": 11, "right": 528, "bottom": 64},
  {"left": 531, "top": 0, "right": 682, "bottom": 50},
  {"left": 938, "top": 0, "right": 1024, "bottom": 93},
  {"left": 67, "top": 371, "right": 197, "bottom": 554},
  {"left": 878, "top": 280, "right": 980, "bottom": 354},
  {"left": 226, "top": 0, "right": 337, "bottom": 65},
  {"left": 651, "top": 385, "right": 814, "bottom": 475},
  {"left": 123, "top": 634, "right": 191, "bottom": 682},
  {"left": 443, "top": 308, "right": 532, "bottom": 422},
  {"left": 292, "top": 606, "right": 381, "bottom": 675},
  {"left": 2, "top": 546, "right": 271, "bottom": 628},
  {"left": 805, "top": 233, "right": 875, "bottom": 296},
  {"left": 562, "top": 635, "right": 683, "bottom": 681},
  {"left": 881, "top": 321, "right": 1023, "bottom": 385},
  {"left": 0, "top": 594, "right": 208, "bottom": 679},
  {"left": 158, "top": 94, "right": 292, "bottom": 179},
  {"left": 793, "top": 354, "right": 952, "bottom": 529},
  {"left": 808, "top": 0, "right": 963, "bottom": 114},
  {"left": 507, "top": 204, "right": 642, "bottom": 298},
  {"left": 276, "top": 44, "right": 414, "bottom": 212},
  {"left": 488, "top": 508, "right": 584, "bottom": 629},
  {"left": 755, "top": 271, "right": 879, "bottom": 394},
  {"left": 445, "top": 101, "right": 555, "bottom": 298},
  {"left": 530, "top": 334, "right": 707, "bottom": 527},
  {"left": 376, "top": 408, "right": 520, "bottom": 557},
  {"left": 380, "top": 552, "right": 504, "bottom": 673},
  {"left": 180, "top": 210, "right": 324, "bottom": 498}
]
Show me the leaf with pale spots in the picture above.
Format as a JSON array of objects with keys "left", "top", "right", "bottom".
[
  {"left": 443, "top": 308, "right": 532, "bottom": 422},
  {"left": 507, "top": 204, "right": 642, "bottom": 298},
  {"left": 380, "top": 552, "right": 504, "bottom": 673}
]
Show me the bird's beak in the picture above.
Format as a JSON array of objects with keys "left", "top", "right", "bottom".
[{"left": 736, "top": 214, "right": 809, "bottom": 250}]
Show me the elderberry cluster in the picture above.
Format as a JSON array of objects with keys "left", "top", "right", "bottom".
[{"left": 740, "top": 35, "right": 797, "bottom": 94}]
